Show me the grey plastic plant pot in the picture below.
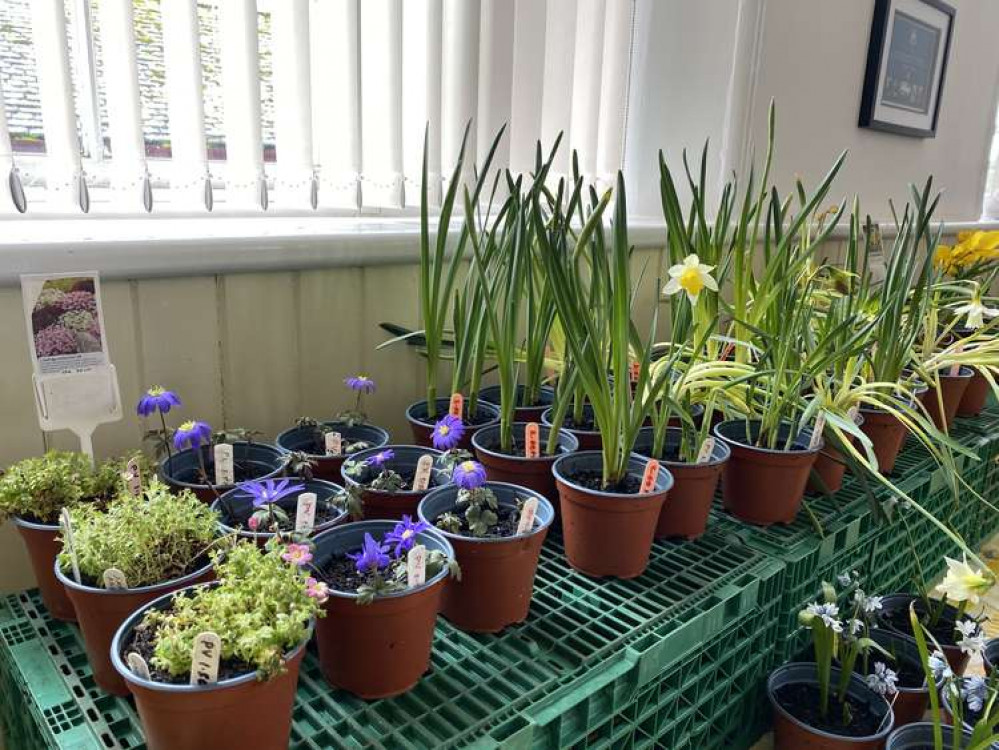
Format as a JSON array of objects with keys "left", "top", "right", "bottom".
[
  {"left": 478, "top": 385, "right": 556, "bottom": 422},
  {"left": 541, "top": 405, "right": 602, "bottom": 451},
  {"left": 110, "top": 583, "right": 313, "bottom": 750},
  {"left": 340, "top": 445, "right": 448, "bottom": 520},
  {"left": 985, "top": 637, "right": 999, "bottom": 675},
  {"left": 768, "top": 663, "right": 894, "bottom": 749},
  {"left": 877, "top": 593, "right": 970, "bottom": 676},
  {"left": 868, "top": 628, "right": 933, "bottom": 728},
  {"left": 886, "top": 723, "right": 978, "bottom": 749},
  {"left": 941, "top": 679, "right": 998, "bottom": 737},
  {"left": 160, "top": 442, "right": 286, "bottom": 504},
  {"left": 632, "top": 426, "right": 730, "bottom": 540},
  {"left": 405, "top": 398, "right": 500, "bottom": 449},
  {"left": 212, "top": 478, "right": 347, "bottom": 544},
  {"left": 552, "top": 451, "right": 673, "bottom": 578},
  {"left": 714, "top": 420, "right": 820, "bottom": 526},
  {"left": 311, "top": 520, "right": 454, "bottom": 698},
  {"left": 472, "top": 422, "right": 579, "bottom": 505},
  {"left": 56, "top": 557, "right": 215, "bottom": 696},
  {"left": 418, "top": 482, "right": 554, "bottom": 633},
  {"left": 275, "top": 422, "right": 390, "bottom": 481},
  {"left": 11, "top": 515, "right": 75, "bottom": 621}
]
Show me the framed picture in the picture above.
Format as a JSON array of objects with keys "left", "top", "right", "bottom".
[{"left": 859, "top": 0, "right": 955, "bottom": 137}]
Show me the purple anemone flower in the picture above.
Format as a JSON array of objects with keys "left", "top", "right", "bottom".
[
  {"left": 344, "top": 375, "right": 376, "bottom": 394},
  {"left": 136, "top": 386, "right": 182, "bottom": 417},
  {"left": 348, "top": 533, "right": 391, "bottom": 574},
  {"left": 431, "top": 414, "right": 465, "bottom": 451},
  {"left": 237, "top": 478, "right": 306, "bottom": 508},
  {"left": 452, "top": 460, "right": 487, "bottom": 490},
  {"left": 173, "top": 420, "right": 212, "bottom": 451},
  {"left": 384, "top": 515, "right": 430, "bottom": 557},
  {"left": 365, "top": 449, "right": 395, "bottom": 469}
]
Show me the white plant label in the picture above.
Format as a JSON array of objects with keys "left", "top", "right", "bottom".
[
  {"left": 102, "top": 568, "right": 128, "bottom": 590},
  {"left": 809, "top": 415, "right": 826, "bottom": 450},
  {"left": 517, "top": 497, "right": 539, "bottom": 534},
  {"left": 640, "top": 460, "right": 660, "bottom": 494},
  {"left": 190, "top": 631, "right": 222, "bottom": 686},
  {"left": 847, "top": 405, "right": 860, "bottom": 424},
  {"left": 295, "top": 492, "right": 318, "bottom": 533},
  {"left": 412, "top": 454, "right": 434, "bottom": 491},
  {"left": 325, "top": 431, "right": 342, "bottom": 456},
  {"left": 124, "top": 457, "right": 142, "bottom": 497},
  {"left": 407, "top": 544, "right": 426, "bottom": 587},
  {"left": 214, "top": 443, "right": 234, "bottom": 485},
  {"left": 448, "top": 392, "right": 464, "bottom": 418},
  {"left": 127, "top": 652, "right": 151, "bottom": 680},
  {"left": 60, "top": 508, "right": 81, "bottom": 583},
  {"left": 696, "top": 437, "right": 716, "bottom": 464},
  {"left": 524, "top": 422, "right": 541, "bottom": 459}
]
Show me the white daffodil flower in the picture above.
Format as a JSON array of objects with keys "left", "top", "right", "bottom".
[
  {"left": 953, "top": 295, "right": 999, "bottom": 329},
  {"left": 663, "top": 254, "right": 718, "bottom": 304},
  {"left": 936, "top": 556, "right": 993, "bottom": 605}
]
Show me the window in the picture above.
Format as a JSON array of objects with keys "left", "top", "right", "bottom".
[{"left": 0, "top": 0, "right": 635, "bottom": 216}]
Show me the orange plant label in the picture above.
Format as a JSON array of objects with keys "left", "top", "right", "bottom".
[
  {"left": 640, "top": 460, "right": 660, "bottom": 493},
  {"left": 449, "top": 392, "right": 464, "bottom": 417},
  {"left": 630, "top": 361, "right": 641, "bottom": 383},
  {"left": 525, "top": 422, "right": 541, "bottom": 458}
]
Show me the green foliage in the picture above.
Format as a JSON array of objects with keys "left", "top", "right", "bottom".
[
  {"left": 138, "top": 541, "right": 322, "bottom": 680},
  {"left": 58, "top": 480, "right": 217, "bottom": 588},
  {"left": 456, "top": 487, "right": 498, "bottom": 537},
  {"left": 355, "top": 548, "right": 457, "bottom": 605}
]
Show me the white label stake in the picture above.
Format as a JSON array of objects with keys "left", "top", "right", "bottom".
[
  {"left": 214, "top": 443, "right": 234, "bottom": 485},
  {"left": 809, "top": 415, "right": 826, "bottom": 450},
  {"left": 103, "top": 568, "right": 128, "bottom": 590},
  {"left": 295, "top": 492, "right": 318, "bottom": 533},
  {"left": 517, "top": 497, "right": 539, "bottom": 534},
  {"left": 124, "top": 457, "right": 142, "bottom": 497},
  {"left": 696, "top": 437, "right": 716, "bottom": 464},
  {"left": 60, "top": 508, "right": 81, "bottom": 583},
  {"left": 448, "top": 392, "right": 464, "bottom": 418},
  {"left": 524, "top": 423, "right": 541, "bottom": 459},
  {"left": 127, "top": 652, "right": 151, "bottom": 680},
  {"left": 407, "top": 545, "right": 426, "bottom": 587},
  {"left": 412, "top": 454, "right": 434, "bottom": 491},
  {"left": 190, "top": 631, "right": 222, "bottom": 686},
  {"left": 325, "top": 431, "right": 342, "bottom": 456}
]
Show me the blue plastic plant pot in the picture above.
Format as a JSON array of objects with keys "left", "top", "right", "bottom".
[
  {"left": 160, "top": 441, "right": 286, "bottom": 504},
  {"left": 212, "top": 478, "right": 347, "bottom": 544},
  {"left": 340, "top": 445, "right": 448, "bottom": 521},
  {"left": 405, "top": 397, "right": 500, "bottom": 449},
  {"left": 275, "top": 422, "right": 390, "bottom": 481}
]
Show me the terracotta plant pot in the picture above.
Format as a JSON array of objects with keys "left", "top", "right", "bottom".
[
  {"left": 478, "top": 384, "right": 556, "bottom": 422},
  {"left": 859, "top": 405, "right": 908, "bottom": 475},
  {"left": 212, "top": 478, "right": 347, "bottom": 544},
  {"left": 769, "top": 663, "right": 894, "bottom": 750},
  {"left": 56, "top": 559, "right": 215, "bottom": 695},
  {"left": 110, "top": 585, "right": 309, "bottom": 750},
  {"left": 472, "top": 422, "right": 579, "bottom": 505},
  {"left": 878, "top": 594, "right": 970, "bottom": 676},
  {"left": 311, "top": 520, "right": 453, "bottom": 698},
  {"left": 340, "top": 445, "right": 446, "bottom": 520},
  {"left": 418, "top": 482, "right": 553, "bottom": 632},
  {"left": 275, "top": 422, "right": 390, "bottom": 481},
  {"left": 868, "top": 629, "right": 932, "bottom": 728},
  {"left": 405, "top": 398, "right": 500, "bottom": 449},
  {"left": 920, "top": 367, "right": 974, "bottom": 431},
  {"left": 957, "top": 369, "right": 990, "bottom": 417},
  {"left": 541, "top": 405, "right": 603, "bottom": 451},
  {"left": 552, "top": 451, "right": 673, "bottom": 578},
  {"left": 886, "top": 723, "right": 974, "bottom": 749},
  {"left": 160, "top": 442, "right": 286, "bottom": 504},
  {"left": 12, "top": 515, "right": 75, "bottom": 621},
  {"left": 632, "top": 427, "right": 730, "bottom": 540},
  {"left": 713, "top": 420, "right": 820, "bottom": 526},
  {"left": 808, "top": 416, "right": 864, "bottom": 495}
]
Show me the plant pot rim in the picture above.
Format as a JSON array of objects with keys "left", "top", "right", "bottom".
[
  {"left": 275, "top": 422, "right": 391, "bottom": 457},
  {"left": 54, "top": 552, "right": 215, "bottom": 597},
  {"left": 159, "top": 441, "right": 287, "bottom": 491},
  {"left": 713, "top": 419, "right": 823, "bottom": 455},
  {"left": 110, "top": 582, "right": 313, "bottom": 693},
  {"left": 471, "top": 422, "right": 579, "bottom": 462},
  {"left": 868, "top": 627, "right": 934, "bottom": 695},
  {"left": 540, "top": 405, "right": 600, "bottom": 436},
  {"left": 312, "top": 519, "right": 454, "bottom": 602},
  {"left": 11, "top": 513, "right": 60, "bottom": 531},
  {"left": 768, "top": 662, "right": 894, "bottom": 742},
  {"left": 340, "top": 445, "right": 446, "bottom": 496},
  {"left": 551, "top": 450, "right": 674, "bottom": 497},
  {"left": 634, "top": 426, "right": 731, "bottom": 468},
  {"left": 405, "top": 398, "right": 501, "bottom": 427},
  {"left": 933, "top": 365, "right": 975, "bottom": 380},
  {"left": 477, "top": 384, "right": 556, "bottom": 407},
  {"left": 417, "top": 481, "right": 554, "bottom": 543},
  {"left": 212, "top": 478, "right": 347, "bottom": 540},
  {"left": 887, "top": 722, "right": 975, "bottom": 746}
]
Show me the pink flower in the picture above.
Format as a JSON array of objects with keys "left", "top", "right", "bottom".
[
  {"left": 282, "top": 543, "right": 313, "bottom": 567},
  {"left": 247, "top": 516, "right": 260, "bottom": 531},
  {"left": 305, "top": 577, "right": 329, "bottom": 604}
]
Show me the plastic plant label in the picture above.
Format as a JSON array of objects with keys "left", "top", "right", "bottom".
[
  {"left": 449, "top": 392, "right": 464, "bottom": 418},
  {"left": 629, "top": 361, "right": 641, "bottom": 383},
  {"left": 214, "top": 443, "right": 234, "bottom": 486},
  {"left": 124, "top": 457, "right": 142, "bottom": 497},
  {"left": 60, "top": 508, "right": 81, "bottom": 583},
  {"left": 847, "top": 405, "right": 860, "bottom": 424},
  {"left": 696, "top": 437, "right": 716, "bottom": 464},
  {"left": 640, "top": 460, "right": 661, "bottom": 494},
  {"left": 517, "top": 497, "right": 539, "bottom": 534},
  {"left": 102, "top": 568, "right": 128, "bottom": 590},
  {"left": 412, "top": 454, "right": 434, "bottom": 491},
  {"left": 950, "top": 348, "right": 962, "bottom": 377},
  {"left": 190, "top": 631, "right": 222, "bottom": 686},
  {"left": 127, "top": 652, "right": 151, "bottom": 680},
  {"left": 325, "top": 431, "right": 342, "bottom": 456},
  {"left": 525, "top": 422, "right": 541, "bottom": 458},
  {"left": 407, "top": 544, "right": 427, "bottom": 587},
  {"left": 295, "top": 492, "right": 318, "bottom": 533},
  {"left": 809, "top": 415, "right": 826, "bottom": 450}
]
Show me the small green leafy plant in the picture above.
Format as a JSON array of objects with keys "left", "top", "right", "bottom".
[{"left": 57, "top": 480, "right": 217, "bottom": 588}]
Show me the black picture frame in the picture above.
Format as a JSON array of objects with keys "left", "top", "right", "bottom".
[{"left": 859, "top": 0, "right": 955, "bottom": 138}]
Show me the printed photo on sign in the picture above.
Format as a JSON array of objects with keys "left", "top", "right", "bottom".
[{"left": 21, "top": 273, "right": 109, "bottom": 375}]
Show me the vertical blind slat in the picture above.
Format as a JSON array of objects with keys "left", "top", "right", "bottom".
[
  {"left": 508, "top": 0, "right": 547, "bottom": 175},
  {"left": 568, "top": 0, "right": 606, "bottom": 182},
  {"left": 360, "top": 0, "right": 404, "bottom": 208},
  {"left": 476, "top": 0, "right": 514, "bottom": 172},
  {"left": 272, "top": 0, "right": 314, "bottom": 208},
  {"left": 219, "top": 0, "right": 264, "bottom": 209},
  {"left": 0, "top": 80, "right": 18, "bottom": 213},
  {"left": 539, "top": 0, "right": 578, "bottom": 181},
  {"left": 441, "top": 0, "right": 480, "bottom": 186},
  {"left": 402, "top": 0, "right": 443, "bottom": 207},
  {"left": 595, "top": 0, "right": 633, "bottom": 192}
]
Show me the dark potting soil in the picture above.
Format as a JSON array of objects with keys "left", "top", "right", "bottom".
[
  {"left": 358, "top": 467, "right": 446, "bottom": 491},
  {"left": 434, "top": 505, "right": 522, "bottom": 538},
  {"left": 774, "top": 683, "right": 887, "bottom": 737},
  {"left": 77, "top": 554, "right": 211, "bottom": 590},
  {"left": 565, "top": 470, "right": 642, "bottom": 494},
  {"left": 122, "top": 612, "right": 256, "bottom": 685},
  {"left": 174, "top": 461, "right": 272, "bottom": 486},
  {"left": 301, "top": 436, "right": 372, "bottom": 457},
  {"left": 223, "top": 501, "right": 342, "bottom": 532},
  {"left": 317, "top": 553, "right": 372, "bottom": 593},
  {"left": 560, "top": 414, "right": 597, "bottom": 431},
  {"left": 880, "top": 605, "right": 957, "bottom": 646}
]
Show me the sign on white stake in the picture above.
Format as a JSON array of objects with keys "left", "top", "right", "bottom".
[{"left": 190, "top": 632, "right": 222, "bottom": 686}]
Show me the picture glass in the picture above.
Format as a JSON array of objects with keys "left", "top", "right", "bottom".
[{"left": 880, "top": 10, "right": 940, "bottom": 115}]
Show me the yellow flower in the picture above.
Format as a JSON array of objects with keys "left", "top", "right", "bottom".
[
  {"left": 936, "top": 556, "right": 993, "bottom": 605},
  {"left": 663, "top": 254, "right": 718, "bottom": 304}
]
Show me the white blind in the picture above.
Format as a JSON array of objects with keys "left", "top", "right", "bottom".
[{"left": 3, "top": 0, "right": 635, "bottom": 215}]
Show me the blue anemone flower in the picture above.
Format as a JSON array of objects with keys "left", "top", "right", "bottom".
[
  {"left": 136, "top": 386, "right": 181, "bottom": 417},
  {"left": 384, "top": 515, "right": 430, "bottom": 557},
  {"left": 347, "top": 533, "right": 391, "bottom": 574},
  {"left": 431, "top": 414, "right": 465, "bottom": 451},
  {"left": 173, "top": 420, "right": 212, "bottom": 451},
  {"left": 365, "top": 449, "right": 395, "bottom": 469},
  {"left": 237, "top": 478, "right": 306, "bottom": 508},
  {"left": 452, "top": 460, "right": 487, "bottom": 490}
]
